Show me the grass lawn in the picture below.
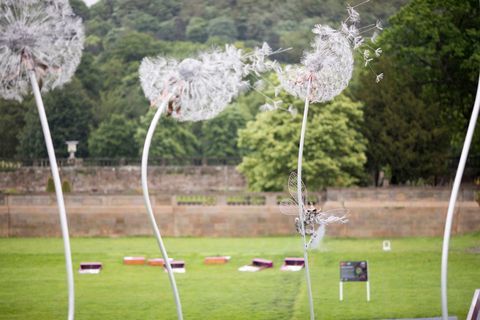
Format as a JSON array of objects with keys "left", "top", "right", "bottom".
[{"left": 0, "top": 234, "right": 479, "bottom": 319}]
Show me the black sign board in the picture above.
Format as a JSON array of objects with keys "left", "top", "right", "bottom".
[{"left": 340, "top": 261, "right": 368, "bottom": 282}]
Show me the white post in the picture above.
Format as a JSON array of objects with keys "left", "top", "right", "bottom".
[
  {"left": 297, "top": 80, "right": 315, "bottom": 320},
  {"left": 29, "top": 71, "right": 75, "bottom": 320},
  {"left": 441, "top": 75, "right": 480, "bottom": 320},
  {"left": 141, "top": 96, "right": 183, "bottom": 320},
  {"left": 339, "top": 282, "right": 343, "bottom": 301},
  {"left": 466, "top": 289, "right": 480, "bottom": 320},
  {"left": 366, "top": 281, "right": 370, "bottom": 302}
]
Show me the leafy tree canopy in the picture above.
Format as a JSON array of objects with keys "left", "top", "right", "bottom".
[
  {"left": 238, "top": 88, "right": 367, "bottom": 191},
  {"left": 88, "top": 114, "right": 138, "bottom": 158},
  {"left": 17, "top": 78, "right": 94, "bottom": 159},
  {"left": 200, "top": 106, "right": 249, "bottom": 158},
  {"left": 186, "top": 17, "right": 209, "bottom": 42},
  {"left": 354, "top": 0, "right": 480, "bottom": 184},
  {"left": 0, "top": 99, "right": 27, "bottom": 158},
  {"left": 87, "top": 0, "right": 408, "bottom": 63},
  {"left": 381, "top": 0, "right": 479, "bottom": 135},
  {"left": 135, "top": 110, "right": 199, "bottom": 159}
]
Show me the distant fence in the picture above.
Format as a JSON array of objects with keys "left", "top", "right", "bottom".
[
  {"left": 2, "top": 155, "right": 480, "bottom": 176},
  {"left": 0, "top": 157, "right": 242, "bottom": 170}
]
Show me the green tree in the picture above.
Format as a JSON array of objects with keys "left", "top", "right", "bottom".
[
  {"left": 155, "top": 18, "right": 186, "bottom": 41},
  {"left": 85, "top": 17, "right": 114, "bottom": 38},
  {"left": 200, "top": 107, "right": 248, "bottom": 158},
  {"left": 186, "top": 17, "right": 208, "bottom": 42},
  {"left": 382, "top": 0, "right": 479, "bottom": 135},
  {"left": 75, "top": 52, "right": 102, "bottom": 98},
  {"left": 238, "top": 94, "right": 367, "bottom": 191},
  {"left": 355, "top": 0, "right": 480, "bottom": 184},
  {"left": 96, "top": 84, "right": 147, "bottom": 123},
  {"left": 94, "top": 65, "right": 149, "bottom": 123},
  {"left": 123, "top": 11, "right": 161, "bottom": 35},
  {"left": 91, "top": 0, "right": 180, "bottom": 28},
  {"left": 356, "top": 59, "right": 450, "bottom": 185},
  {"left": 42, "top": 0, "right": 410, "bottom": 167},
  {"left": 236, "top": 10, "right": 268, "bottom": 41},
  {"left": 135, "top": 110, "right": 199, "bottom": 159},
  {"left": 84, "top": 35, "right": 103, "bottom": 55},
  {"left": 0, "top": 99, "right": 27, "bottom": 158},
  {"left": 17, "top": 79, "right": 94, "bottom": 159},
  {"left": 70, "top": 0, "right": 90, "bottom": 21},
  {"left": 88, "top": 114, "right": 139, "bottom": 158},
  {"left": 84, "top": 0, "right": 408, "bottom": 46},
  {"left": 207, "top": 16, "right": 238, "bottom": 42},
  {"left": 102, "top": 29, "right": 165, "bottom": 63}
]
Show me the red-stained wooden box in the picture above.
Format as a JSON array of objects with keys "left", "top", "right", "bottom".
[
  {"left": 204, "top": 256, "right": 231, "bottom": 265},
  {"left": 148, "top": 258, "right": 164, "bottom": 266},
  {"left": 252, "top": 258, "right": 273, "bottom": 268},
  {"left": 123, "top": 256, "right": 146, "bottom": 265}
]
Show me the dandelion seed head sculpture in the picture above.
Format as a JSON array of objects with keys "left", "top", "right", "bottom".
[
  {"left": 278, "top": 1, "right": 382, "bottom": 103},
  {"left": 0, "top": 0, "right": 84, "bottom": 102},
  {"left": 247, "top": 42, "right": 281, "bottom": 76},
  {"left": 139, "top": 43, "right": 282, "bottom": 320},
  {"left": 0, "top": 1, "right": 84, "bottom": 317},
  {"left": 140, "top": 43, "right": 279, "bottom": 122},
  {"left": 177, "top": 58, "right": 202, "bottom": 81},
  {"left": 140, "top": 46, "right": 245, "bottom": 122},
  {"left": 274, "top": 4, "right": 380, "bottom": 317},
  {"left": 279, "top": 25, "right": 354, "bottom": 103}
]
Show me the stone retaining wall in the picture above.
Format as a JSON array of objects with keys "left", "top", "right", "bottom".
[
  {"left": 0, "top": 166, "right": 246, "bottom": 193},
  {"left": 1, "top": 188, "right": 478, "bottom": 238}
]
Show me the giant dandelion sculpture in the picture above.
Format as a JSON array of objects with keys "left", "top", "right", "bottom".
[
  {"left": 270, "top": 2, "right": 383, "bottom": 319},
  {"left": 0, "top": 1, "right": 84, "bottom": 319},
  {"left": 139, "top": 44, "right": 280, "bottom": 320},
  {"left": 441, "top": 76, "right": 480, "bottom": 320}
]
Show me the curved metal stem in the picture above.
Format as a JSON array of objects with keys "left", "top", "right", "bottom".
[
  {"left": 297, "top": 80, "right": 315, "bottom": 320},
  {"left": 141, "top": 97, "right": 183, "bottom": 320},
  {"left": 441, "top": 74, "right": 480, "bottom": 320},
  {"left": 29, "top": 71, "right": 75, "bottom": 320}
]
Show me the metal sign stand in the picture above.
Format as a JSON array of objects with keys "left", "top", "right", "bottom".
[
  {"left": 339, "top": 281, "right": 343, "bottom": 301},
  {"left": 366, "top": 281, "right": 371, "bottom": 301},
  {"left": 339, "top": 281, "right": 370, "bottom": 302}
]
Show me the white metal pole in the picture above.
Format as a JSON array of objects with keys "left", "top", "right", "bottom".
[
  {"left": 29, "top": 70, "right": 75, "bottom": 320},
  {"left": 366, "top": 281, "right": 370, "bottom": 302},
  {"left": 297, "top": 80, "right": 315, "bottom": 320},
  {"left": 339, "top": 282, "right": 343, "bottom": 301},
  {"left": 466, "top": 289, "right": 480, "bottom": 320},
  {"left": 141, "top": 96, "right": 183, "bottom": 320},
  {"left": 441, "top": 75, "right": 480, "bottom": 320}
]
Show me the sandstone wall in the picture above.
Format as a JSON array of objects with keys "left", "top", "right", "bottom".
[
  {"left": 1, "top": 188, "right": 478, "bottom": 238},
  {"left": 0, "top": 166, "right": 245, "bottom": 193}
]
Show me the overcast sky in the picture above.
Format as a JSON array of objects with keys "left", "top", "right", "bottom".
[{"left": 83, "top": 0, "right": 99, "bottom": 7}]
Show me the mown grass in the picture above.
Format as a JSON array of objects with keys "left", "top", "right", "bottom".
[{"left": 0, "top": 234, "right": 478, "bottom": 319}]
